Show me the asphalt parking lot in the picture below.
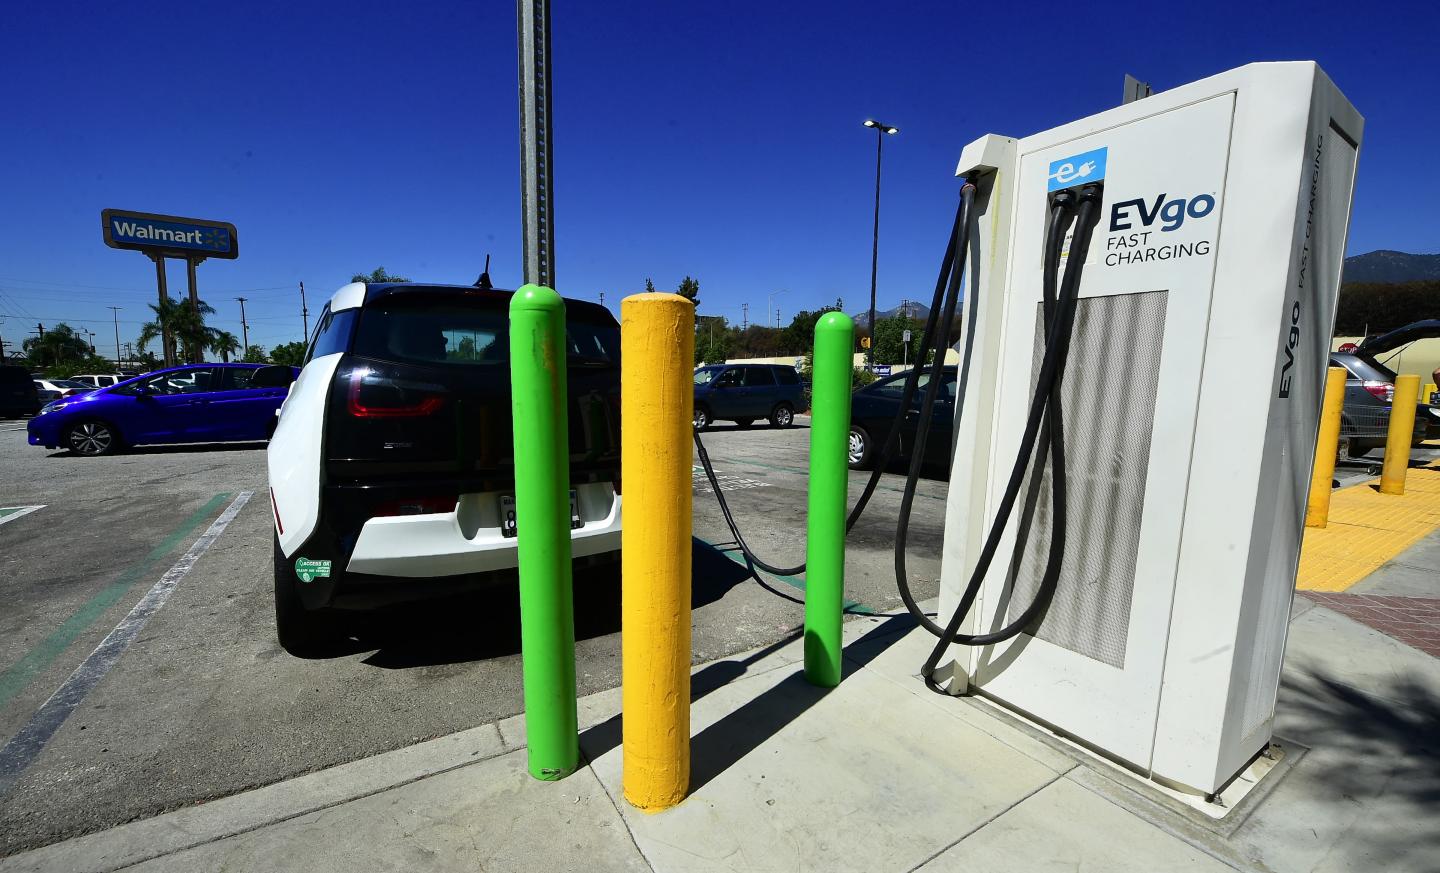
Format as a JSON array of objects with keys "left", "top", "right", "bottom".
[{"left": 0, "top": 415, "right": 947, "bottom": 855}]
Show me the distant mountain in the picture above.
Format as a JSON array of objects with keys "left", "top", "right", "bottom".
[
  {"left": 1343, "top": 250, "right": 1440, "bottom": 284},
  {"left": 851, "top": 302, "right": 931, "bottom": 329}
]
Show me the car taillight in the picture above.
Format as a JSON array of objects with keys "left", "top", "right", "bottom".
[
  {"left": 372, "top": 495, "right": 458, "bottom": 517},
  {"left": 347, "top": 370, "right": 446, "bottom": 418},
  {"left": 1361, "top": 380, "right": 1394, "bottom": 402},
  {"left": 62, "top": 389, "right": 84, "bottom": 397}
]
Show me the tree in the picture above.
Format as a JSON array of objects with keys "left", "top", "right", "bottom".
[
  {"left": 241, "top": 344, "right": 269, "bottom": 364},
  {"left": 270, "top": 341, "right": 307, "bottom": 367},
  {"left": 731, "top": 325, "right": 785, "bottom": 359},
  {"left": 137, "top": 296, "right": 218, "bottom": 364},
  {"left": 871, "top": 315, "right": 923, "bottom": 365},
  {"left": 695, "top": 315, "right": 730, "bottom": 365},
  {"left": 352, "top": 267, "right": 410, "bottom": 284},
  {"left": 779, "top": 305, "right": 843, "bottom": 355},
  {"left": 677, "top": 276, "right": 700, "bottom": 307},
  {"left": 23, "top": 324, "right": 92, "bottom": 370},
  {"left": 211, "top": 330, "right": 240, "bottom": 363},
  {"left": 1334, "top": 280, "right": 1440, "bottom": 335},
  {"left": 644, "top": 278, "right": 656, "bottom": 293}
]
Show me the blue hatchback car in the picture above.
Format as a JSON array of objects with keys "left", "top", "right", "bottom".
[{"left": 27, "top": 363, "right": 297, "bottom": 456}]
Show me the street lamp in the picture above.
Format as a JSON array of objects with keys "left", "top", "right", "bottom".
[
  {"left": 862, "top": 119, "right": 898, "bottom": 369},
  {"left": 768, "top": 289, "right": 788, "bottom": 328}
]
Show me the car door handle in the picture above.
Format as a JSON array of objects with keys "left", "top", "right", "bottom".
[{"left": 184, "top": 399, "right": 210, "bottom": 406}]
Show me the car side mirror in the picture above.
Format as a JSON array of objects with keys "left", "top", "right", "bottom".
[
  {"left": 251, "top": 365, "right": 297, "bottom": 389},
  {"left": 132, "top": 385, "right": 154, "bottom": 396}
]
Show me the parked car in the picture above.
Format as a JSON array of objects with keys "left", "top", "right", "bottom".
[
  {"left": 692, "top": 363, "right": 805, "bottom": 430},
  {"left": 71, "top": 374, "right": 126, "bottom": 388},
  {"left": 26, "top": 363, "right": 296, "bottom": 456},
  {"left": 1352, "top": 318, "right": 1440, "bottom": 440},
  {"left": 848, "top": 367, "right": 957, "bottom": 470},
  {"left": 1330, "top": 349, "right": 1437, "bottom": 457},
  {"left": 267, "top": 282, "right": 622, "bottom": 654},
  {"left": 1, "top": 366, "right": 42, "bottom": 418},
  {"left": 34, "top": 378, "right": 95, "bottom": 399}
]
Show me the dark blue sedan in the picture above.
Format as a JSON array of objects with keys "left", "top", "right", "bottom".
[{"left": 27, "top": 363, "right": 297, "bottom": 456}]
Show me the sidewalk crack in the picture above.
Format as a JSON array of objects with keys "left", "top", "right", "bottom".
[
  {"left": 900, "top": 768, "right": 1073, "bottom": 873},
  {"left": 582, "top": 755, "right": 654, "bottom": 872}
]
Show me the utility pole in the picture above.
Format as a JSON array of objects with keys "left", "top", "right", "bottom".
[
  {"left": 236, "top": 297, "right": 250, "bottom": 358},
  {"left": 107, "top": 306, "right": 122, "bottom": 366},
  {"left": 518, "top": 0, "right": 555, "bottom": 289},
  {"left": 775, "top": 308, "right": 781, "bottom": 329},
  {"left": 598, "top": 291, "right": 604, "bottom": 308},
  {"left": 299, "top": 282, "right": 310, "bottom": 340},
  {"left": 741, "top": 303, "right": 748, "bottom": 330}
]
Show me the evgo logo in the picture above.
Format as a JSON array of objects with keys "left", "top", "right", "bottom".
[{"left": 1047, "top": 147, "right": 1107, "bottom": 192}]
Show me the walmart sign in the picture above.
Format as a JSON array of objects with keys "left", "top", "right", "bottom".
[{"left": 101, "top": 209, "right": 239, "bottom": 259}]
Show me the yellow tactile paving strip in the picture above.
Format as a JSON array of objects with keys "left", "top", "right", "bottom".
[{"left": 1296, "top": 461, "right": 1440, "bottom": 592}]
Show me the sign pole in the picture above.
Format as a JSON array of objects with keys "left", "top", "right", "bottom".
[
  {"left": 186, "top": 257, "right": 202, "bottom": 363},
  {"left": 151, "top": 254, "right": 173, "bottom": 368}
]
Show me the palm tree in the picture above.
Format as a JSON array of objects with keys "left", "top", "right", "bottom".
[
  {"left": 22, "top": 324, "right": 91, "bottom": 370},
  {"left": 211, "top": 330, "right": 240, "bottom": 363},
  {"left": 138, "top": 296, "right": 218, "bottom": 365}
]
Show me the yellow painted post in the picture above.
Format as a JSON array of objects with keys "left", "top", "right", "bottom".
[
  {"left": 620, "top": 293, "right": 693, "bottom": 812},
  {"left": 1379, "top": 374, "right": 1421, "bottom": 495},
  {"left": 1306, "top": 366, "right": 1347, "bottom": 528}
]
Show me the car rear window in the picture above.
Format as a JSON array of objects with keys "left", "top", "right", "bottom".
[
  {"left": 1333, "top": 353, "right": 1396, "bottom": 382},
  {"left": 353, "top": 298, "right": 619, "bottom": 367},
  {"left": 774, "top": 367, "right": 800, "bottom": 385}
]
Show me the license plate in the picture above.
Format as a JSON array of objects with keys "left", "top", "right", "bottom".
[{"left": 500, "top": 491, "right": 582, "bottom": 538}]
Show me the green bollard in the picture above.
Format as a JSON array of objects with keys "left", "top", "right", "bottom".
[
  {"left": 805, "top": 311, "right": 854, "bottom": 687},
  {"left": 509, "top": 284, "right": 579, "bottom": 780}
]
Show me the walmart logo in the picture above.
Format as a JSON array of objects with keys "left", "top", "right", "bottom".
[{"left": 1047, "top": 147, "right": 1107, "bottom": 192}]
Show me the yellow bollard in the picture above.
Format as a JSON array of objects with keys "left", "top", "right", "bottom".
[
  {"left": 1306, "top": 366, "right": 1347, "bottom": 528},
  {"left": 620, "top": 293, "right": 693, "bottom": 812},
  {"left": 1379, "top": 374, "right": 1421, "bottom": 495}
]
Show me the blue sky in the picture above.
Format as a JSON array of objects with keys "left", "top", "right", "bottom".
[{"left": 1, "top": 0, "right": 1435, "bottom": 357}]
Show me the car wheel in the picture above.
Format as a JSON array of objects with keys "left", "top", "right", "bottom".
[
  {"left": 735, "top": 418, "right": 754, "bottom": 428},
  {"left": 848, "top": 425, "right": 873, "bottom": 469},
  {"left": 693, "top": 406, "right": 712, "bottom": 431},
  {"left": 769, "top": 402, "right": 794, "bottom": 428},
  {"left": 65, "top": 420, "right": 120, "bottom": 457},
  {"left": 273, "top": 535, "right": 342, "bottom": 657}
]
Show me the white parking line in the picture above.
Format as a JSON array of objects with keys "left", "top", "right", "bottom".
[
  {"left": 0, "top": 491, "right": 252, "bottom": 797},
  {"left": 0, "top": 506, "right": 44, "bottom": 527}
]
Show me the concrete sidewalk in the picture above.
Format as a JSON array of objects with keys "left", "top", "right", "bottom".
[{"left": 3, "top": 544, "right": 1437, "bottom": 872}]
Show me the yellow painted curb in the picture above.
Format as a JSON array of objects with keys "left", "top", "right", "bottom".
[{"left": 1296, "top": 462, "right": 1440, "bottom": 592}]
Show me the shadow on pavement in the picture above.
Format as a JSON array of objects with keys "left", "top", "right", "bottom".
[
  {"left": 52, "top": 441, "right": 269, "bottom": 457},
  {"left": 578, "top": 613, "right": 917, "bottom": 794},
  {"left": 1277, "top": 669, "right": 1440, "bottom": 869},
  {"left": 347, "top": 538, "right": 755, "bottom": 669}
]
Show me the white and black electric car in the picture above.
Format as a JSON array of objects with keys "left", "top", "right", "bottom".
[{"left": 267, "top": 282, "right": 622, "bottom": 654}]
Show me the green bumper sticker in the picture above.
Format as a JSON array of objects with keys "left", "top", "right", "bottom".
[{"left": 295, "top": 558, "right": 332, "bottom": 583}]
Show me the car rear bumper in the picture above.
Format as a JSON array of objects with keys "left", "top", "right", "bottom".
[{"left": 345, "top": 483, "right": 621, "bottom": 577}]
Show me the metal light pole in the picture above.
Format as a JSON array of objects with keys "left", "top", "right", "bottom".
[
  {"left": 862, "top": 119, "right": 898, "bottom": 370},
  {"left": 768, "top": 289, "right": 788, "bottom": 329},
  {"left": 518, "top": 0, "right": 555, "bottom": 288}
]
